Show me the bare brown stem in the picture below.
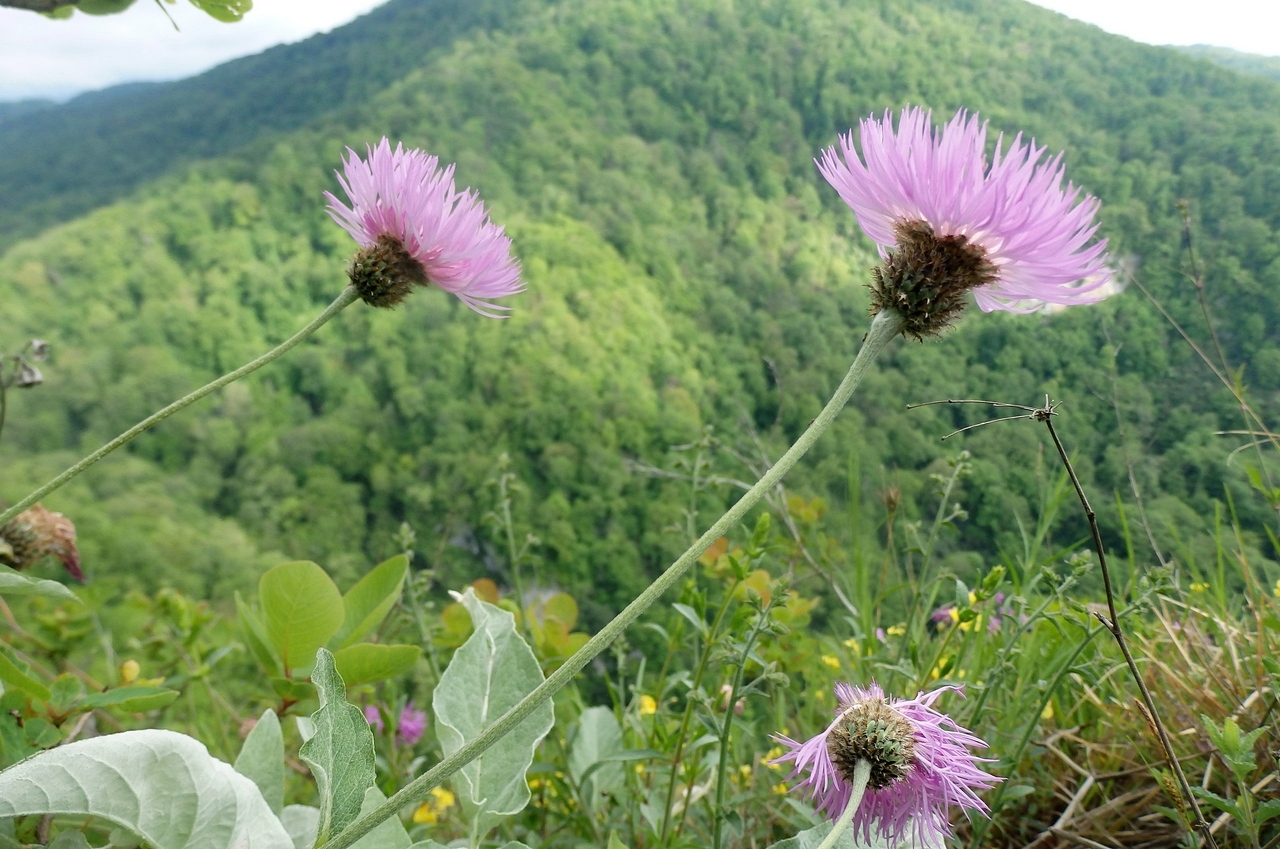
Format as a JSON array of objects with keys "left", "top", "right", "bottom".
[{"left": 1042, "top": 411, "right": 1219, "bottom": 849}]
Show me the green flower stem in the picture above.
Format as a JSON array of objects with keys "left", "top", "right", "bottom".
[
  {"left": 815, "top": 759, "right": 871, "bottom": 849},
  {"left": 0, "top": 286, "right": 360, "bottom": 527},
  {"left": 323, "top": 308, "right": 904, "bottom": 849}
]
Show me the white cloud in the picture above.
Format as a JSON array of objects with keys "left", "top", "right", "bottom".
[
  {"left": 1025, "top": 0, "right": 1280, "bottom": 57},
  {"left": 0, "top": 0, "right": 389, "bottom": 101}
]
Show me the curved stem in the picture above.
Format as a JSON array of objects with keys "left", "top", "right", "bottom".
[
  {"left": 815, "top": 759, "right": 871, "bottom": 849},
  {"left": 0, "top": 287, "right": 360, "bottom": 526},
  {"left": 323, "top": 308, "right": 903, "bottom": 849}
]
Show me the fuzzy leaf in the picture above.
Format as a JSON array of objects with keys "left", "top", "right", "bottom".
[
  {"left": 298, "top": 649, "right": 375, "bottom": 844},
  {"left": 235, "top": 709, "right": 284, "bottom": 815},
  {"left": 569, "top": 707, "right": 625, "bottom": 807},
  {"left": 434, "top": 589, "right": 554, "bottom": 838},
  {"left": 0, "top": 729, "right": 292, "bottom": 849}
]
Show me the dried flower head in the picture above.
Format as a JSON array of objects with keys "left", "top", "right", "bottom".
[
  {"left": 325, "top": 138, "right": 523, "bottom": 315},
  {"left": 0, "top": 503, "right": 82, "bottom": 581},
  {"left": 819, "top": 106, "right": 1111, "bottom": 337},
  {"left": 773, "top": 681, "right": 999, "bottom": 846}
]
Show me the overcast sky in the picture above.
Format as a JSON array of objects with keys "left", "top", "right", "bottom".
[{"left": 0, "top": 0, "right": 1278, "bottom": 103}]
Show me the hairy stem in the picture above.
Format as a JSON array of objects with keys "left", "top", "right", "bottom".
[
  {"left": 322, "top": 308, "right": 904, "bottom": 849},
  {"left": 0, "top": 287, "right": 359, "bottom": 526},
  {"left": 815, "top": 759, "right": 871, "bottom": 849}
]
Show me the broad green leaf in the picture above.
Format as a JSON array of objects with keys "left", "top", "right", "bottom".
[
  {"left": 405, "top": 843, "right": 449, "bottom": 849},
  {"left": 0, "top": 647, "right": 51, "bottom": 701},
  {"left": 279, "top": 805, "right": 319, "bottom": 849},
  {"left": 332, "top": 643, "right": 420, "bottom": 688},
  {"left": 74, "top": 0, "right": 135, "bottom": 14},
  {"left": 79, "top": 685, "right": 179, "bottom": 713},
  {"left": 330, "top": 555, "right": 408, "bottom": 650},
  {"left": 260, "top": 562, "right": 344, "bottom": 672},
  {"left": 236, "top": 591, "right": 280, "bottom": 673},
  {"left": 0, "top": 729, "right": 292, "bottom": 849},
  {"left": 434, "top": 589, "right": 554, "bottom": 838},
  {"left": 298, "top": 648, "right": 375, "bottom": 845},
  {"left": 568, "top": 707, "right": 625, "bottom": 808},
  {"left": 0, "top": 568, "right": 77, "bottom": 601},
  {"left": 606, "top": 834, "right": 629, "bottom": 849},
  {"left": 235, "top": 709, "right": 284, "bottom": 815},
  {"left": 188, "top": 0, "right": 252, "bottom": 22}
]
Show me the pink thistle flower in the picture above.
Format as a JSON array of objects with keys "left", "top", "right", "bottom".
[
  {"left": 773, "top": 681, "right": 999, "bottom": 846},
  {"left": 396, "top": 702, "right": 428, "bottom": 746},
  {"left": 818, "top": 106, "right": 1110, "bottom": 337},
  {"left": 363, "top": 705, "right": 384, "bottom": 734},
  {"left": 325, "top": 138, "right": 523, "bottom": 316}
]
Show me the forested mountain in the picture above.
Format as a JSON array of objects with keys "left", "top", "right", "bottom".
[
  {"left": 3, "top": 0, "right": 1279, "bottom": 618},
  {"left": 1179, "top": 44, "right": 1280, "bottom": 84}
]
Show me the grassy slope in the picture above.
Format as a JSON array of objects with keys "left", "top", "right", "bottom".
[{"left": 2, "top": 0, "right": 1279, "bottom": 613}]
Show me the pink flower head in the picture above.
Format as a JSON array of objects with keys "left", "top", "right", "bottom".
[
  {"left": 773, "top": 681, "right": 999, "bottom": 846},
  {"left": 325, "top": 138, "right": 523, "bottom": 316},
  {"left": 818, "top": 107, "right": 1110, "bottom": 330},
  {"left": 363, "top": 705, "right": 384, "bottom": 733},
  {"left": 396, "top": 702, "right": 428, "bottom": 746}
]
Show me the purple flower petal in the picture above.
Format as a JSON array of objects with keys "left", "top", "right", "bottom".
[
  {"left": 773, "top": 680, "right": 1000, "bottom": 846},
  {"left": 818, "top": 107, "right": 1111, "bottom": 313},
  {"left": 324, "top": 138, "right": 523, "bottom": 316}
]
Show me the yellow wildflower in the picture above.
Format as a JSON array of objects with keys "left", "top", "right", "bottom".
[
  {"left": 1274, "top": 578, "right": 1280, "bottom": 598},
  {"left": 739, "top": 764, "right": 752, "bottom": 780},
  {"left": 765, "top": 745, "right": 785, "bottom": 771},
  {"left": 412, "top": 786, "right": 456, "bottom": 824},
  {"left": 820, "top": 655, "right": 840, "bottom": 670},
  {"left": 842, "top": 638, "right": 860, "bottom": 653},
  {"left": 638, "top": 695, "right": 657, "bottom": 716},
  {"left": 886, "top": 623, "right": 906, "bottom": 636},
  {"left": 772, "top": 782, "right": 789, "bottom": 795},
  {"left": 1041, "top": 702, "right": 1055, "bottom": 721},
  {"left": 120, "top": 659, "right": 140, "bottom": 684},
  {"left": 1189, "top": 582, "right": 1209, "bottom": 593}
]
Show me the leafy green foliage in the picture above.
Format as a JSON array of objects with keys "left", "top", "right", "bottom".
[{"left": 260, "top": 561, "right": 346, "bottom": 673}]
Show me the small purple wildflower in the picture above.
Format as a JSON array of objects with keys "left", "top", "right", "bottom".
[
  {"left": 773, "top": 681, "right": 999, "bottom": 846},
  {"left": 325, "top": 138, "right": 523, "bottom": 315},
  {"left": 397, "top": 702, "right": 428, "bottom": 746},
  {"left": 364, "top": 705, "right": 384, "bottom": 734},
  {"left": 818, "top": 106, "right": 1110, "bottom": 336}
]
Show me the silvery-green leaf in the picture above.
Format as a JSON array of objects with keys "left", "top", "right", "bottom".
[
  {"left": 296, "top": 715, "right": 316, "bottom": 743},
  {"left": 0, "top": 729, "right": 292, "bottom": 849},
  {"left": 568, "top": 707, "right": 625, "bottom": 808},
  {"left": 767, "top": 822, "right": 920, "bottom": 849},
  {"left": 433, "top": 589, "right": 554, "bottom": 838},
  {"left": 350, "top": 787, "right": 410, "bottom": 849},
  {"left": 279, "top": 806, "right": 319, "bottom": 849},
  {"left": 235, "top": 709, "right": 284, "bottom": 814},
  {"left": 46, "top": 832, "right": 91, "bottom": 849},
  {"left": 298, "top": 649, "right": 375, "bottom": 845}
]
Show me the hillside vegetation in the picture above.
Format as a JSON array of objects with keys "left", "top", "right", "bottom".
[{"left": 2, "top": 0, "right": 1279, "bottom": 616}]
